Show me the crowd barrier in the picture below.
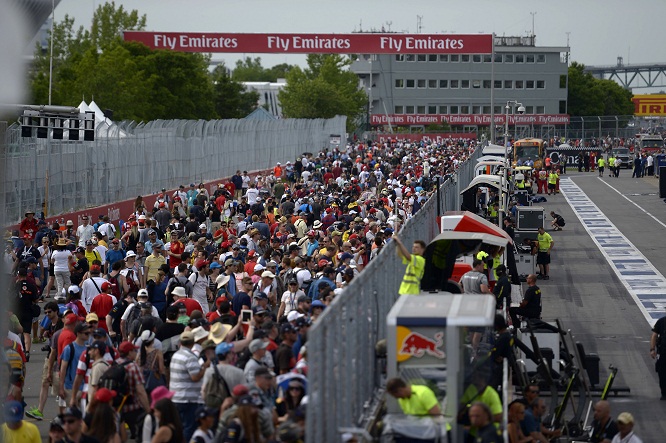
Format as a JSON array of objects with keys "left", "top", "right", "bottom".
[{"left": 305, "top": 147, "right": 483, "bottom": 442}]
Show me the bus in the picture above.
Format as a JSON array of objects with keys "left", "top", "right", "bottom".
[{"left": 513, "top": 138, "right": 545, "bottom": 168}]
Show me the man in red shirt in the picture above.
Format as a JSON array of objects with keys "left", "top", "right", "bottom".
[
  {"left": 19, "top": 211, "right": 39, "bottom": 240},
  {"left": 57, "top": 314, "right": 80, "bottom": 365},
  {"left": 167, "top": 231, "right": 184, "bottom": 271},
  {"left": 89, "top": 282, "right": 117, "bottom": 332},
  {"left": 170, "top": 286, "right": 203, "bottom": 315}
]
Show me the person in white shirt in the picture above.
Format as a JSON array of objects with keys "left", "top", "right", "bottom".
[
  {"left": 245, "top": 184, "right": 259, "bottom": 206},
  {"left": 76, "top": 216, "right": 95, "bottom": 247},
  {"left": 80, "top": 265, "right": 108, "bottom": 312},
  {"left": 189, "top": 261, "right": 212, "bottom": 314}
]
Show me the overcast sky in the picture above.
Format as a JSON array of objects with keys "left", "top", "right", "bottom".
[{"left": 47, "top": 0, "right": 666, "bottom": 88}]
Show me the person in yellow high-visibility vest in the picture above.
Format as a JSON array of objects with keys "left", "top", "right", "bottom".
[
  {"left": 394, "top": 235, "right": 426, "bottom": 295},
  {"left": 608, "top": 156, "right": 615, "bottom": 177},
  {"left": 597, "top": 157, "right": 605, "bottom": 177},
  {"left": 547, "top": 171, "right": 558, "bottom": 195}
]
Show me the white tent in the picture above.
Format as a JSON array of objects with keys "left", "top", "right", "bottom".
[{"left": 89, "top": 100, "right": 127, "bottom": 138}]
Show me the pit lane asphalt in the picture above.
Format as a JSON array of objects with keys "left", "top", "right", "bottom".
[{"left": 528, "top": 169, "right": 666, "bottom": 442}]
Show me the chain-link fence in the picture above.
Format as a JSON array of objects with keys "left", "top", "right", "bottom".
[
  {"left": 306, "top": 147, "right": 482, "bottom": 443},
  {"left": 1, "top": 116, "right": 346, "bottom": 223}
]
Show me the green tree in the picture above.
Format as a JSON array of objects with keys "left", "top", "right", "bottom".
[
  {"left": 232, "top": 58, "right": 296, "bottom": 82},
  {"left": 211, "top": 65, "right": 259, "bottom": 118},
  {"left": 567, "top": 62, "right": 633, "bottom": 116},
  {"left": 29, "top": 2, "right": 217, "bottom": 121},
  {"left": 279, "top": 54, "right": 366, "bottom": 131}
]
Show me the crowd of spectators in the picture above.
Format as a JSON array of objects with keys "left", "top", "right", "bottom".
[{"left": 4, "top": 137, "right": 478, "bottom": 442}]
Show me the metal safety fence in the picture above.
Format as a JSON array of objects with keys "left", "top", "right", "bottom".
[
  {"left": 1, "top": 116, "right": 346, "bottom": 223},
  {"left": 306, "top": 147, "right": 483, "bottom": 442}
]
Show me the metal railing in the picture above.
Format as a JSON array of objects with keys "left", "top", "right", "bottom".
[
  {"left": 306, "top": 147, "right": 482, "bottom": 442},
  {"left": 1, "top": 116, "right": 346, "bottom": 223}
]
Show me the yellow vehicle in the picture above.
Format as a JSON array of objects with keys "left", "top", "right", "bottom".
[{"left": 513, "top": 138, "right": 545, "bottom": 169}]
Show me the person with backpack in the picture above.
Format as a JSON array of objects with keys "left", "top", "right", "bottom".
[
  {"left": 107, "top": 341, "right": 150, "bottom": 440},
  {"left": 104, "top": 239, "right": 126, "bottom": 275},
  {"left": 90, "top": 281, "right": 118, "bottom": 333},
  {"left": 81, "top": 262, "right": 109, "bottom": 313},
  {"left": 120, "top": 290, "right": 159, "bottom": 341},
  {"left": 166, "top": 263, "right": 195, "bottom": 300},
  {"left": 58, "top": 322, "right": 91, "bottom": 415},
  {"left": 106, "top": 261, "right": 127, "bottom": 300},
  {"left": 120, "top": 251, "right": 142, "bottom": 292}
]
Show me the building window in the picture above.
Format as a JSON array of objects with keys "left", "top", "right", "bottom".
[
  {"left": 560, "top": 75, "right": 567, "bottom": 88},
  {"left": 428, "top": 106, "right": 437, "bottom": 114},
  {"left": 417, "top": 105, "right": 426, "bottom": 114},
  {"left": 406, "top": 54, "right": 415, "bottom": 62},
  {"left": 537, "top": 80, "right": 545, "bottom": 89},
  {"left": 559, "top": 100, "right": 567, "bottom": 113},
  {"left": 515, "top": 80, "right": 524, "bottom": 89},
  {"left": 439, "top": 79, "right": 448, "bottom": 88},
  {"left": 450, "top": 105, "right": 459, "bottom": 114},
  {"left": 473, "top": 54, "right": 482, "bottom": 63},
  {"left": 417, "top": 79, "right": 426, "bottom": 88},
  {"left": 472, "top": 106, "right": 481, "bottom": 114},
  {"left": 406, "top": 79, "right": 415, "bottom": 88},
  {"left": 483, "top": 106, "right": 491, "bottom": 114},
  {"left": 536, "top": 106, "right": 545, "bottom": 114},
  {"left": 483, "top": 80, "right": 491, "bottom": 89},
  {"left": 525, "top": 106, "right": 534, "bottom": 114},
  {"left": 450, "top": 80, "right": 459, "bottom": 88},
  {"left": 428, "top": 79, "right": 438, "bottom": 88},
  {"left": 504, "top": 54, "right": 514, "bottom": 63},
  {"left": 395, "top": 54, "right": 405, "bottom": 62},
  {"left": 439, "top": 105, "right": 448, "bottom": 113},
  {"left": 494, "top": 106, "right": 502, "bottom": 114},
  {"left": 428, "top": 54, "right": 438, "bottom": 62},
  {"left": 460, "top": 105, "right": 470, "bottom": 114},
  {"left": 526, "top": 80, "right": 535, "bottom": 89},
  {"left": 516, "top": 54, "right": 524, "bottom": 63},
  {"left": 406, "top": 105, "right": 415, "bottom": 114},
  {"left": 494, "top": 54, "right": 503, "bottom": 63},
  {"left": 439, "top": 54, "right": 449, "bottom": 62},
  {"left": 483, "top": 54, "right": 492, "bottom": 63},
  {"left": 395, "top": 79, "right": 404, "bottom": 88},
  {"left": 450, "top": 54, "right": 459, "bottom": 62},
  {"left": 461, "top": 80, "right": 470, "bottom": 89},
  {"left": 537, "top": 54, "right": 546, "bottom": 63},
  {"left": 494, "top": 80, "right": 502, "bottom": 89},
  {"left": 461, "top": 54, "right": 470, "bottom": 62},
  {"left": 504, "top": 80, "right": 512, "bottom": 89},
  {"left": 417, "top": 54, "right": 427, "bottom": 62},
  {"left": 394, "top": 105, "right": 404, "bottom": 114},
  {"left": 526, "top": 54, "right": 535, "bottom": 63},
  {"left": 472, "top": 80, "right": 481, "bottom": 89}
]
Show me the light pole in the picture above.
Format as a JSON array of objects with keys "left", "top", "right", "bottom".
[{"left": 499, "top": 100, "right": 524, "bottom": 227}]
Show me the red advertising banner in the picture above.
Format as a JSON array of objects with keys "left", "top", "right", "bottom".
[
  {"left": 122, "top": 32, "right": 493, "bottom": 54},
  {"left": 371, "top": 114, "right": 571, "bottom": 126},
  {"left": 374, "top": 133, "right": 477, "bottom": 143}
]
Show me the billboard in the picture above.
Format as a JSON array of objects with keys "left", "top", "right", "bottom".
[
  {"left": 371, "top": 114, "right": 570, "bottom": 126},
  {"left": 122, "top": 32, "right": 493, "bottom": 54},
  {"left": 633, "top": 94, "right": 666, "bottom": 116}
]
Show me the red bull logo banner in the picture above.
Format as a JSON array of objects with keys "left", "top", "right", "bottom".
[{"left": 396, "top": 326, "right": 446, "bottom": 363}]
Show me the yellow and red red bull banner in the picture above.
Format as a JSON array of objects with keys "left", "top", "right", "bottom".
[{"left": 633, "top": 94, "right": 666, "bottom": 116}]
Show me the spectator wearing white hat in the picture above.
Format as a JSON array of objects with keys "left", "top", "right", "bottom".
[{"left": 612, "top": 412, "right": 643, "bottom": 443}]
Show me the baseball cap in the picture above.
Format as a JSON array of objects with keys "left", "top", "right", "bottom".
[
  {"left": 297, "top": 295, "right": 312, "bottom": 303},
  {"left": 261, "top": 271, "right": 275, "bottom": 279},
  {"left": 61, "top": 406, "right": 83, "bottom": 420},
  {"left": 209, "top": 262, "right": 222, "bottom": 270},
  {"left": 137, "top": 289, "right": 149, "bottom": 298},
  {"left": 119, "top": 341, "right": 138, "bottom": 354},
  {"left": 253, "top": 263, "right": 265, "bottom": 273},
  {"left": 89, "top": 341, "right": 106, "bottom": 354},
  {"left": 617, "top": 412, "right": 634, "bottom": 424},
  {"left": 199, "top": 223, "right": 207, "bottom": 230},
  {"left": 215, "top": 342, "right": 234, "bottom": 356},
  {"left": 249, "top": 338, "right": 269, "bottom": 353},
  {"left": 75, "top": 246, "right": 85, "bottom": 254},
  {"left": 196, "top": 406, "right": 217, "bottom": 420},
  {"left": 281, "top": 323, "right": 298, "bottom": 334},
  {"left": 253, "top": 292, "right": 268, "bottom": 300},
  {"left": 92, "top": 328, "right": 107, "bottom": 337},
  {"left": 101, "top": 281, "right": 113, "bottom": 292},
  {"left": 180, "top": 330, "right": 194, "bottom": 342},
  {"left": 74, "top": 323, "right": 91, "bottom": 334},
  {"left": 195, "top": 259, "right": 209, "bottom": 269},
  {"left": 4, "top": 401, "right": 23, "bottom": 422},
  {"left": 287, "top": 311, "right": 305, "bottom": 322}
]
